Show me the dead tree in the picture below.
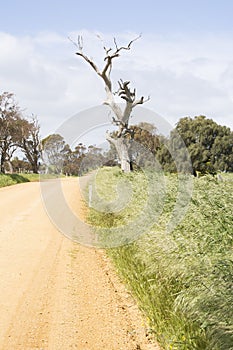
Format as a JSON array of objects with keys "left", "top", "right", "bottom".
[{"left": 72, "top": 35, "right": 149, "bottom": 172}]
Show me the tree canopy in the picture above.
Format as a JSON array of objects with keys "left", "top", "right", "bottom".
[
  {"left": 173, "top": 116, "right": 233, "bottom": 174},
  {"left": 0, "top": 92, "right": 41, "bottom": 173}
]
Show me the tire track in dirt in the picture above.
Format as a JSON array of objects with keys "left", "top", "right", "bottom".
[
  {"left": 0, "top": 180, "right": 160, "bottom": 350},
  {"left": 2, "top": 234, "right": 63, "bottom": 349}
]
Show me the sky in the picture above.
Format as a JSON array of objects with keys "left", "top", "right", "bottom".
[{"left": 1, "top": 0, "right": 233, "bottom": 144}]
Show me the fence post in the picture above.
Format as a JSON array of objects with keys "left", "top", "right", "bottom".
[{"left": 89, "top": 184, "right": 92, "bottom": 207}]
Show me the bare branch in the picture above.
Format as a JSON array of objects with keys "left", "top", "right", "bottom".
[
  {"left": 69, "top": 35, "right": 101, "bottom": 75},
  {"left": 112, "top": 34, "right": 141, "bottom": 56},
  {"left": 78, "top": 35, "right": 83, "bottom": 51},
  {"left": 76, "top": 51, "right": 101, "bottom": 75},
  {"left": 116, "top": 79, "right": 150, "bottom": 123},
  {"left": 103, "top": 98, "right": 123, "bottom": 120},
  {"left": 106, "top": 131, "right": 117, "bottom": 145},
  {"left": 73, "top": 33, "right": 146, "bottom": 126},
  {"left": 117, "top": 80, "right": 136, "bottom": 103},
  {"left": 113, "top": 37, "right": 117, "bottom": 50},
  {"left": 68, "top": 35, "right": 84, "bottom": 51},
  {"left": 101, "top": 56, "right": 113, "bottom": 84},
  {"left": 132, "top": 95, "right": 150, "bottom": 107},
  {"left": 68, "top": 36, "right": 80, "bottom": 49},
  {"left": 97, "top": 34, "right": 112, "bottom": 56},
  {"left": 112, "top": 116, "right": 122, "bottom": 125},
  {"left": 101, "top": 34, "right": 141, "bottom": 87},
  {"left": 73, "top": 34, "right": 142, "bottom": 96}
]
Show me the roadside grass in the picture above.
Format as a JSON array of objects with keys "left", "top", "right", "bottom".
[
  {"left": 19, "top": 173, "right": 40, "bottom": 182},
  {"left": 87, "top": 167, "right": 165, "bottom": 247},
  {"left": 87, "top": 167, "right": 233, "bottom": 350},
  {"left": 0, "top": 173, "right": 39, "bottom": 188},
  {"left": 0, "top": 172, "right": 68, "bottom": 188}
]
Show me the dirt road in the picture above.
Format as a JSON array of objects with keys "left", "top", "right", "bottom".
[{"left": 0, "top": 179, "right": 159, "bottom": 350}]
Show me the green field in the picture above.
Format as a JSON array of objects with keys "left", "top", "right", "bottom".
[
  {"left": 88, "top": 167, "right": 233, "bottom": 350},
  {"left": 0, "top": 173, "right": 39, "bottom": 188}
]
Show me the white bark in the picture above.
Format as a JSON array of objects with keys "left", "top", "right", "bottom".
[
  {"left": 106, "top": 132, "right": 130, "bottom": 172},
  {"left": 73, "top": 35, "right": 149, "bottom": 172},
  {"left": 117, "top": 139, "right": 131, "bottom": 172}
]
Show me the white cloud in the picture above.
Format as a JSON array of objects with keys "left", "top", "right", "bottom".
[{"left": 0, "top": 30, "right": 232, "bottom": 141}]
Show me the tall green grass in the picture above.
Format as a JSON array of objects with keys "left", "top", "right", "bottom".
[{"left": 88, "top": 168, "right": 233, "bottom": 350}]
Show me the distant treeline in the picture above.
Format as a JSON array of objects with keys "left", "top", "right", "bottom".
[
  {"left": 41, "top": 117, "right": 233, "bottom": 176},
  {"left": 1, "top": 92, "right": 232, "bottom": 175}
]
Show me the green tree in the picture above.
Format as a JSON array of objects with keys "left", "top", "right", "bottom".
[
  {"left": 0, "top": 92, "right": 23, "bottom": 173},
  {"left": 79, "top": 145, "right": 105, "bottom": 174},
  {"left": 11, "top": 157, "right": 32, "bottom": 173},
  {"left": 156, "top": 135, "right": 176, "bottom": 173},
  {"left": 174, "top": 115, "right": 233, "bottom": 174},
  {"left": 20, "top": 116, "right": 41, "bottom": 173},
  {"left": 103, "top": 143, "right": 118, "bottom": 167},
  {"left": 63, "top": 143, "right": 86, "bottom": 175},
  {"left": 211, "top": 133, "right": 233, "bottom": 172},
  {"left": 42, "top": 134, "right": 70, "bottom": 174},
  {"left": 129, "top": 122, "right": 160, "bottom": 169}
]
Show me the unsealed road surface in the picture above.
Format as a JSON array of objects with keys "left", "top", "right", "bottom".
[{"left": 0, "top": 179, "right": 159, "bottom": 350}]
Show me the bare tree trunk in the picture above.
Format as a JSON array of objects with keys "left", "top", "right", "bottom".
[
  {"left": 116, "top": 138, "right": 131, "bottom": 172},
  {"left": 106, "top": 133, "right": 131, "bottom": 172},
  {"left": 20, "top": 117, "right": 41, "bottom": 174},
  {"left": 6, "top": 161, "right": 13, "bottom": 174},
  {"left": 0, "top": 158, "right": 5, "bottom": 173},
  {"left": 32, "top": 162, "right": 39, "bottom": 174}
]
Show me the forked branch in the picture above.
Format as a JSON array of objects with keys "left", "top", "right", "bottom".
[{"left": 71, "top": 34, "right": 149, "bottom": 125}]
